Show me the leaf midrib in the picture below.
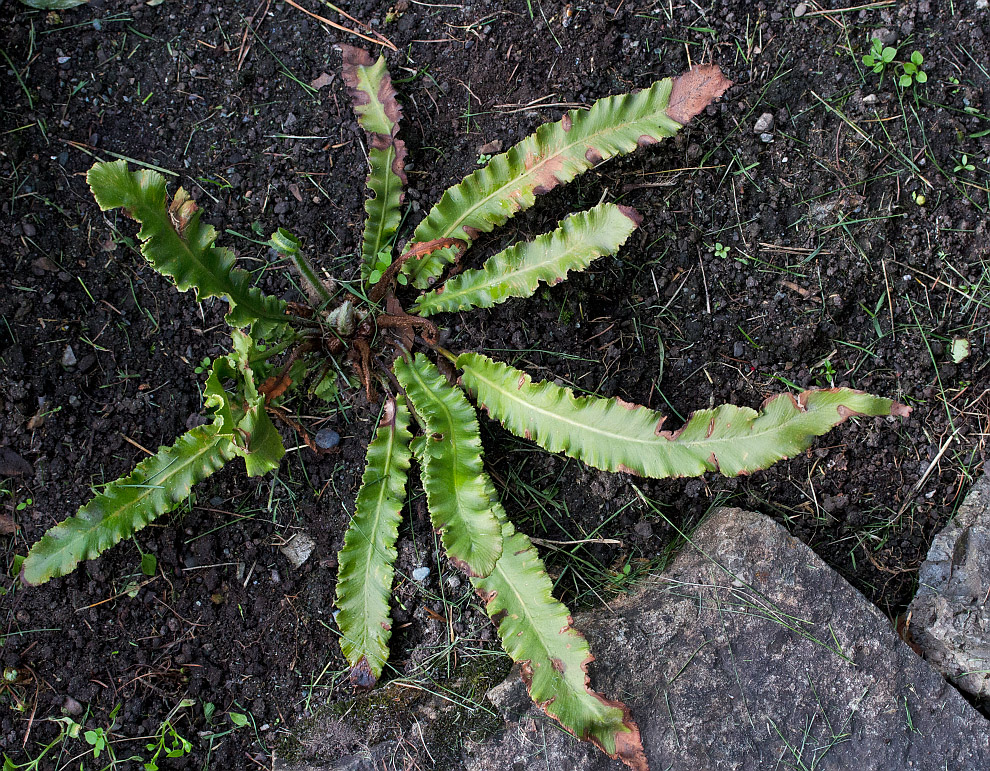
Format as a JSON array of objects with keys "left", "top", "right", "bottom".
[
  {"left": 420, "top": 206, "right": 629, "bottom": 313},
  {"left": 354, "top": 421, "right": 402, "bottom": 647},
  {"left": 416, "top": 83, "right": 673, "bottom": 247},
  {"left": 488, "top": 533, "right": 613, "bottom": 726},
  {"left": 465, "top": 358, "right": 837, "bottom": 453},
  {"left": 28, "top": 430, "right": 231, "bottom": 578}
]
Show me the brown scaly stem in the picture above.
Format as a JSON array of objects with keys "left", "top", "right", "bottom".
[
  {"left": 376, "top": 313, "right": 439, "bottom": 344},
  {"left": 369, "top": 237, "right": 467, "bottom": 302},
  {"left": 267, "top": 405, "right": 322, "bottom": 454},
  {"left": 351, "top": 338, "right": 375, "bottom": 402}
]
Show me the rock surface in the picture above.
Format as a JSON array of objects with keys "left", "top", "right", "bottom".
[
  {"left": 909, "top": 475, "right": 990, "bottom": 710},
  {"left": 464, "top": 508, "right": 990, "bottom": 771}
]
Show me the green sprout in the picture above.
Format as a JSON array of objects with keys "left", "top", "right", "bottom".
[
  {"left": 899, "top": 51, "right": 927, "bottom": 88},
  {"left": 953, "top": 154, "right": 976, "bottom": 173},
  {"left": 711, "top": 242, "right": 730, "bottom": 259},
  {"left": 862, "top": 38, "right": 896, "bottom": 74}
]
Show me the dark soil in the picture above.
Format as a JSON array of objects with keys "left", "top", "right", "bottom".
[{"left": 1, "top": 0, "right": 988, "bottom": 768}]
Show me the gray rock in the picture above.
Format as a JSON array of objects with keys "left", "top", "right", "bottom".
[
  {"left": 753, "top": 111, "right": 774, "bottom": 134},
  {"left": 61, "top": 345, "right": 77, "bottom": 367},
  {"left": 794, "top": 2, "right": 808, "bottom": 17},
  {"left": 279, "top": 532, "right": 317, "bottom": 569},
  {"left": 464, "top": 508, "right": 990, "bottom": 770},
  {"left": 909, "top": 474, "right": 990, "bottom": 709},
  {"left": 411, "top": 566, "right": 430, "bottom": 582},
  {"left": 315, "top": 428, "right": 341, "bottom": 450}
]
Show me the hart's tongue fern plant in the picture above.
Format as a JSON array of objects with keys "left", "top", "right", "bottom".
[{"left": 22, "top": 48, "right": 910, "bottom": 768}]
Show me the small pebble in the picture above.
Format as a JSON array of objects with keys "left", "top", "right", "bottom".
[
  {"left": 62, "top": 696, "right": 84, "bottom": 716},
  {"left": 61, "top": 345, "right": 77, "bottom": 367},
  {"left": 733, "top": 341, "right": 746, "bottom": 358},
  {"left": 315, "top": 428, "right": 340, "bottom": 450},
  {"left": 22, "top": 222, "right": 36, "bottom": 237},
  {"left": 412, "top": 566, "right": 430, "bottom": 582},
  {"left": 754, "top": 112, "right": 774, "bottom": 134},
  {"left": 760, "top": 132, "right": 774, "bottom": 143},
  {"left": 794, "top": 2, "right": 808, "bottom": 17}
]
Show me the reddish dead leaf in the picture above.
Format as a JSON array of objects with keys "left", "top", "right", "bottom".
[
  {"left": 258, "top": 374, "right": 292, "bottom": 402},
  {"left": 310, "top": 72, "right": 334, "bottom": 89},
  {"left": 349, "top": 656, "right": 377, "bottom": 690},
  {"left": 0, "top": 514, "right": 17, "bottom": 535},
  {"left": 667, "top": 64, "right": 733, "bottom": 125}
]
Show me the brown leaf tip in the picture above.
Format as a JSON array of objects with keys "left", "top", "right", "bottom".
[
  {"left": 667, "top": 64, "right": 732, "bottom": 126},
  {"left": 616, "top": 205, "right": 643, "bottom": 228},
  {"left": 349, "top": 657, "right": 377, "bottom": 691},
  {"left": 890, "top": 401, "right": 912, "bottom": 418},
  {"left": 338, "top": 44, "right": 375, "bottom": 75}
]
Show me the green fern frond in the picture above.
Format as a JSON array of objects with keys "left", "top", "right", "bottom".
[
  {"left": 405, "top": 66, "right": 730, "bottom": 288},
  {"left": 459, "top": 353, "right": 908, "bottom": 478},
  {"left": 21, "top": 425, "right": 235, "bottom": 585},
  {"left": 340, "top": 46, "right": 408, "bottom": 282},
  {"left": 394, "top": 354, "right": 503, "bottom": 577},
  {"left": 336, "top": 397, "right": 413, "bottom": 685},
  {"left": 87, "top": 161, "right": 287, "bottom": 335},
  {"left": 473, "top": 517, "right": 646, "bottom": 767},
  {"left": 413, "top": 204, "right": 641, "bottom": 316}
]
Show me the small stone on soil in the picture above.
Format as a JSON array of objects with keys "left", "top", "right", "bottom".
[
  {"left": 794, "top": 2, "right": 808, "bottom": 17},
  {"left": 412, "top": 566, "right": 430, "bottom": 582},
  {"left": 61, "top": 345, "right": 77, "bottom": 368},
  {"left": 315, "top": 428, "right": 340, "bottom": 450},
  {"left": 754, "top": 112, "right": 774, "bottom": 133},
  {"left": 279, "top": 533, "right": 316, "bottom": 568},
  {"left": 62, "top": 696, "right": 84, "bottom": 716}
]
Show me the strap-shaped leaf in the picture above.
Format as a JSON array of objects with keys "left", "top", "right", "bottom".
[
  {"left": 204, "top": 330, "right": 286, "bottom": 477},
  {"left": 340, "top": 46, "right": 408, "bottom": 282},
  {"left": 394, "top": 354, "right": 502, "bottom": 577},
  {"left": 87, "top": 161, "right": 287, "bottom": 335},
  {"left": 405, "top": 66, "right": 730, "bottom": 288},
  {"left": 458, "top": 353, "right": 909, "bottom": 478},
  {"left": 472, "top": 517, "right": 646, "bottom": 770},
  {"left": 336, "top": 396, "right": 413, "bottom": 686},
  {"left": 21, "top": 424, "right": 235, "bottom": 585},
  {"left": 413, "top": 203, "right": 641, "bottom": 316}
]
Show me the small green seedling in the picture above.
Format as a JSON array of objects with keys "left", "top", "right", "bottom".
[
  {"left": 954, "top": 154, "right": 976, "bottom": 173},
  {"left": 476, "top": 153, "right": 493, "bottom": 166},
  {"left": 193, "top": 356, "right": 212, "bottom": 375},
  {"left": 899, "top": 51, "right": 927, "bottom": 88},
  {"left": 863, "top": 38, "right": 896, "bottom": 74},
  {"left": 144, "top": 721, "right": 192, "bottom": 771},
  {"left": 15, "top": 499, "right": 31, "bottom": 512},
  {"left": 711, "top": 242, "right": 730, "bottom": 259}
]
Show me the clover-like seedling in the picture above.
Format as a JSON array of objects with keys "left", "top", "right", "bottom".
[
  {"left": 954, "top": 154, "right": 976, "bottom": 173},
  {"left": 899, "top": 50, "right": 927, "bottom": 88},
  {"left": 863, "top": 38, "right": 896, "bottom": 74},
  {"left": 20, "top": 47, "right": 911, "bottom": 769}
]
